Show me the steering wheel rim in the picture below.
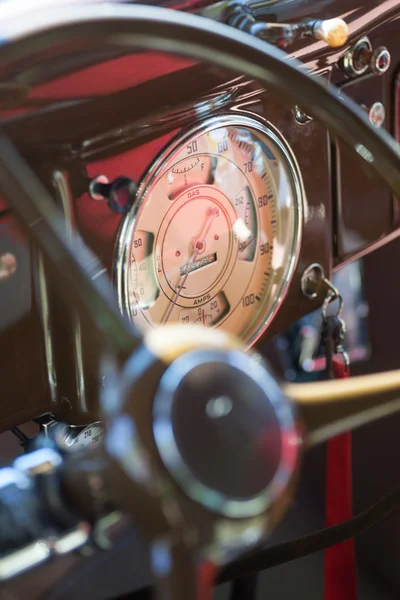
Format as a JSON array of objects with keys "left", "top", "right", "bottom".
[
  {"left": 1, "top": 4, "right": 400, "bottom": 599},
  {"left": 0, "top": 4, "right": 400, "bottom": 196}
]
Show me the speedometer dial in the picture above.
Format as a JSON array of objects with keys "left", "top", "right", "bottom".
[{"left": 115, "top": 115, "right": 303, "bottom": 347}]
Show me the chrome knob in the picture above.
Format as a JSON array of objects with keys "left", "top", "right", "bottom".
[
  {"left": 362, "top": 102, "right": 386, "bottom": 128},
  {"left": 370, "top": 46, "right": 391, "bottom": 75},
  {"left": 342, "top": 37, "right": 372, "bottom": 76},
  {"left": 342, "top": 38, "right": 391, "bottom": 77}
]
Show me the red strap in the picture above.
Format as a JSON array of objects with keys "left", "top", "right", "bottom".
[
  {"left": 197, "top": 560, "right": 217, "bottom": 600},
  {"left": 324, "top": 358, "right": 357, "bottom": 600}
]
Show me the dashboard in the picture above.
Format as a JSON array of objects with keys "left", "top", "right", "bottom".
[{"left": 0, "top": 0, "right": 399, "bottom": 434}]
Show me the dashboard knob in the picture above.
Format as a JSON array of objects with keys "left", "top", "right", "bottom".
[
  {"left": 89, "top": 174, "right": 109, "bottom": 201},
  {"left": 370, "top": 46, "right": 391, "bottom": 75},
  {"left": 342, "top": 37, "right": 391, "bottom": 77},
  {"left": 342, "top": 37, "right": 372, "bottom": 76},
  {"left": 312, "top": 18, "right": 349, "bottom": 48},
  {"left": 362, "top": 102, "right": 386, "bottom": 128},
  {"left": 89, "top": 175, "right": 137, "bottom": 213}
]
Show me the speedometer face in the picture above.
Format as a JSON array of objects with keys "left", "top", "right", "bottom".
[{"left": 115, "top": 115, "right": 303, "bottom": 347}]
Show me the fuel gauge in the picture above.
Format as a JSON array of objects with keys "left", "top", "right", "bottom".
[{"left": 161, "top": 154, "right": 217, "bottom": 199}]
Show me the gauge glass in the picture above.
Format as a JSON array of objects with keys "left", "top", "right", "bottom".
[{"left": 116, "top": 115, "right": 303, "bottom": 347}]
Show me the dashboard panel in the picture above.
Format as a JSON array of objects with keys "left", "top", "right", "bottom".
[{"left": 0, "top": 0, "right": 399, "bottom": 430}]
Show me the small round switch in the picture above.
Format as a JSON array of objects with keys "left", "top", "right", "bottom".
[
  {"left": 370, "top": 47, "right": 391, "bottom": 75},
  {"left": 342, "top": 38, "right": 391, "bottom": 77},
  {"left": 342, "top": 37, "right": 372, "bottom": 76},
  {"left": 89, "top": 175, "right": 137, "bottom": 213},
  {"left": 362, "top": 102, "right": 386, "bottom": 128}
]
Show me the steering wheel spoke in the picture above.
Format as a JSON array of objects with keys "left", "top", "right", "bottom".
[{"left": 285, "top": 370, "right": 400, "bottom": 446}]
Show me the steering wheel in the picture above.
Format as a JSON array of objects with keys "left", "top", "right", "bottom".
[{"left": 2, "top": 4, "right": 400, "bottom": 600}]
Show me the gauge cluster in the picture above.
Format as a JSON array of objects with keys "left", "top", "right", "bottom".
[{"left": 115, "top": 115, "right": 303, "bottom": 347}]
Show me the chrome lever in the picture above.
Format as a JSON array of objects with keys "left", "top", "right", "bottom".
[{"left": 227, "top": 4, "right": 348, "bottom": 49}]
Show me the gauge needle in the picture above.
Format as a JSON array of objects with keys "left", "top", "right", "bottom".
[
  {"left": 239, "top": 235, "right": 255, "bottom": 252},
  {"left": 202, "top": 309, "right": 205, "bottom": 325},
  {"left": 162, "top": 207, "right": 218, "bottom": 324}
]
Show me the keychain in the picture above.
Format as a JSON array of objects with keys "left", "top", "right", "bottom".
[
  {"left": 321, "top": 282, "right": 349, "bottom": 379},
  {"left": 321, "top": 282, "right": 357, "bottom": 600}
]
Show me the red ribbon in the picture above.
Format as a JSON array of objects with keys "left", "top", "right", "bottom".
[
  {"left": 197, "top": 560, "right": 217, "bottom": 600},
  {"left": 324, "top": 358, "right": 357, "bottom": 600}
]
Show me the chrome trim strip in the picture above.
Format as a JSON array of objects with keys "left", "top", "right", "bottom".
[
  {"left": 52, "top": 170, "right": 87, "bottom": 412},
  {"left": 38, "top": 251, "right": 57, "bottom": 404}
]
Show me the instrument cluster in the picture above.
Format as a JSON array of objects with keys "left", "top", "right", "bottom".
[{"left": 115, "top": 114, "right": 303, "bottom": 347}]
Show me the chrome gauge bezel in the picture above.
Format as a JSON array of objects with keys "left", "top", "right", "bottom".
[{"left": 115, "top": 113, "right": 304, "bottom": 348}]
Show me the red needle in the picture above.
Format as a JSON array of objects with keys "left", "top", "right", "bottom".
[{"left": 202, "top": 308, "right": 205, "bottom": 325}]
